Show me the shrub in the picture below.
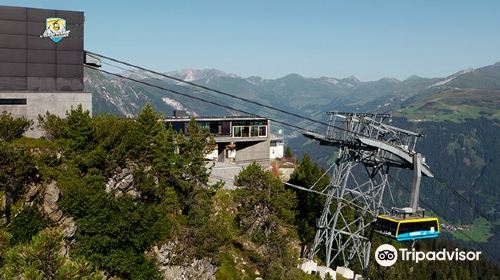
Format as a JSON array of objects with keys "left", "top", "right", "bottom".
[
  {"left": 0, "top": 112, "right": 32, "bottom": 141},
  {"left": 8, "top": 206, "right": 50, "bottom": 245},
  {"left": 0, "top": 228, "right": 102, "bottom": 279},
  {"left": 37, "top": 112, "right": 68, "bottom": 140}
]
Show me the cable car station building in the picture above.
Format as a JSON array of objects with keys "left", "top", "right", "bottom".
[
  {"left": 0, "top": 5, "right": 92, "bottom": 137},
  {"left": 164, "top": 113, "right": 272, "bottom": 165}
]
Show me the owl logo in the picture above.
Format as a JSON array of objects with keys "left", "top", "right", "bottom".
[{"left": 40, "top": 17, "right": 71, "bottom": 43}]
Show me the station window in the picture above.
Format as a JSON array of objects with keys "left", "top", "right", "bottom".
[
  {"left": 258, "top": 125, "right": 267, "bottom": 137},
  {"left": 251, "top": 126, "right": 259, "bottom": 137},
  {"left": 242, "top": 126, "right": 250, "bottom": 137},
  {"left": 233, "top": 126, "right": 242, "bottom": 137},
  {"left": 232, "top": 125, "right": 267, "bottom": 138},
  {"left": 0, "top": 98, "right": 27, "bottom": 105}
]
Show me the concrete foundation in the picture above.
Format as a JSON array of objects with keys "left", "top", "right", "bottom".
[{"left": 0, "top": 91, "right": 92, "bottom": 138}]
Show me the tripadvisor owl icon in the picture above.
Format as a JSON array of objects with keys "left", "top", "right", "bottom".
[{"left": 375, "top": 244, "right": 398, "bottom": 267}]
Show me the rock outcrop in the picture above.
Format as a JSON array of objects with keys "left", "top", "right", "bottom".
[
  {"left": 105, "top": 162, "right": 140, "bottom": 198},
  {"left": 24, "top": 181, "right": 77, "bottom": 240},
  {"left": 43, "top": 181, "right": 63, "bottom": 222},
  {"left": 151, "top": 242, "right": 217, "bottom": 280}
]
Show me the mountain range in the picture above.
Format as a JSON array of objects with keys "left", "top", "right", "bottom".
[
  {"left": 86, "top": 62, "right": 500, "bottom": 122},
  {"left": 84, "top": 61, "right": 500, "bottom": 262}
]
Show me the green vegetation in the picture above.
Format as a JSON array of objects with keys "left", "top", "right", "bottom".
[
  {"left": 0, "top": 112, "right": 33, "bottom": 141},
  {"left": 451, "top": 218, "right": 494, "bottom": 243},
  {"left": 285, "top": 146, "right": 294, "bottom": 158},
  {"left": 0, "top": 228, "right": 102, "bottom": 279},
  {"left": 8, "top": 207, "right": 50, "bottom": 245},
  {"left": 0, "top": 138, "right": 38, "bottom": 224},
  {"left": 233, "top": 162, "right": 299, "bottom": 278},
  {"left": 396, "top": 89, "right": 500, "bottom": 122},
  {"left": 288, "top": 154, "right": 329, "bottom": 257},
  {"left": 0, "top": 105, "right": 499, "bottom": 279},
  {"left": 0, "top": 105, "right": 308, "bottom": 279}
]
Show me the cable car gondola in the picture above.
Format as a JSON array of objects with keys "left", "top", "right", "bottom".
[
  {"left": 375, "top": 153, "right": 440, "bottom": 242},
  {"left": 375, "top": 212, "right": 440, "bottom": 242}
]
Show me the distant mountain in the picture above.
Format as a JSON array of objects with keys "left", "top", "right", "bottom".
[
  {"left": 85, "top": 62, "right": 500, "bottom": 125},
  {"left": 85, "top": 68, "right": 222, "bottom": 117},
  {"left": 447, "top": 62, "right": 500, "bottom": 89},
  {"left": 427, "top": 68, "right": 475, "bottom": 88},
  {"left": 85, "top": 61, "right": 499, "bottom": 127},
  {"left": 166, "top": 68, "right": 240, "bottom": 82},
  {"left": 395, "top": 63, "right": 500, "bottom": 122}
]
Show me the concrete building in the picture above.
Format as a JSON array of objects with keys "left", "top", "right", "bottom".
[
  {"left": 164, "top": 115, "right": 271, "bottom": 165},
  {"left": 0, "top": 5, "right": 92, "bottom": 137}
]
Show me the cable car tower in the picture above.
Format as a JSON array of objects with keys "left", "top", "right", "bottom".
[{"left": 302, "top": 112, "right": 434, "bottom": 275}]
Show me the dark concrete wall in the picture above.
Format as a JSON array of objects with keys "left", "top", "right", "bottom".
[{"left": 0, "top": 6, "right": 84, "bottom": 91}]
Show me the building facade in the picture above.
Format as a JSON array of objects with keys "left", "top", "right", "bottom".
[
  {"left": 0, "top": 5, "right": 92, "bottom": 137},
  {"left": 164, "top": 116, "right": 272, "bottom": 165}
]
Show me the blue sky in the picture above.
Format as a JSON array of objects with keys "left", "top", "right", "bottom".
[{"left": 3, "top": 0, "right": 500, "bottom": 80}]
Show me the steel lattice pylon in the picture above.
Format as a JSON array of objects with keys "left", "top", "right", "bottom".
[{"left": 302, "top": 112, "right": 433, "bottom": 275}]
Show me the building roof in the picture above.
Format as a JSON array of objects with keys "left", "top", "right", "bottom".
[{"left": 163, "top": 115, "right": 267, "bottom": 122}]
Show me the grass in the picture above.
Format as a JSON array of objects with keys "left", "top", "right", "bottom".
[
  {"left": 396, "top": 88, "right": 500, "bottom": 122},
  {"left": 450, "top": 218, "right": 494, "bottom": 243},
  {"left": 216, "top": 250, "right": 245, "bottom": 280},
  {"left": 12, "top": 136, "right": 61, "bottom": 149}
]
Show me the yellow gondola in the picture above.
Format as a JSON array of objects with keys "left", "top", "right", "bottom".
[{"left": 375, "top": 214, "right": 440, "bottom": 242}]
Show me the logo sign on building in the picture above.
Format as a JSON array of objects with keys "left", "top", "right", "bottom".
[{"left": 40, "top": 17, "right": 70, "bottom": 43}]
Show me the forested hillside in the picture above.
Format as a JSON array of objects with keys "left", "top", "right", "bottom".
[
  {"left": 1, "top": 107, "right": 499, "bottom": 279},
  {"left": 0, "top": 106, "right": 306, "bottom": 279}
]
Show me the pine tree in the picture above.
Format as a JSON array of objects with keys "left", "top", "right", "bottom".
[
  {"left": 234, "top": 163, "right": 298, "bottom": 277},
  {"left": 64, "top": 104, "right": 94, "bottom": 151},
  {"left": 0, "top": 229, "right": 102, "bottom": 279},
  {"left": 285, "top": 146, "right": 293, "bottom": 158},
  {"left": 0, "top": 142, "right": 37, "bottom": 224},
  {"left": 289, "top": 153, "right": 329, "bottom": 257}
]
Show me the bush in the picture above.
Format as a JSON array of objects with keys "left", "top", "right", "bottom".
[
  {"left": 8, "top": 207, "right": 50, "bottom": 245},
  {"left": 0, "top": 142, "right": 38, "bottom": 223},
  {"left": 0, "top": 112, "right": 32, "bottom": 141},
  {"left": 288, "top": 153, "right": 329, "bottom": 255},
  {"left": 37, "top": 112, "right": 68, "bottom": 140},
  {"left": 59, "top": 175, "right": 164, "bottom": 279},
  {"left": 0, "top": 228, "right": 102, "bottom": 279}
]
